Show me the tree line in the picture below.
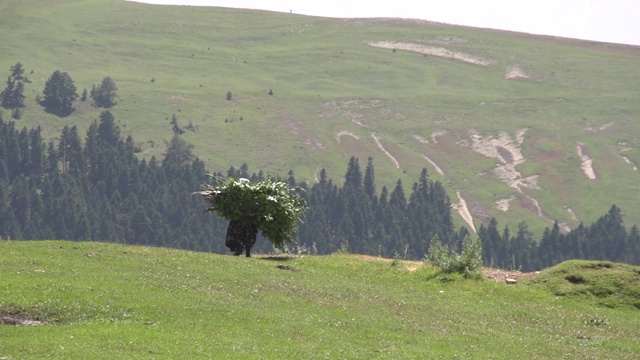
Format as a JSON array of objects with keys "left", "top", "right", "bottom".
[
  {"left": 0, "top": 110, "right": 225, "bottom": 251},
  {"left": 0, "top": 106, "right": 639, "bottom": 271},
  {"left": 478, "top": 207, "right": 640, "bottom": 271}
]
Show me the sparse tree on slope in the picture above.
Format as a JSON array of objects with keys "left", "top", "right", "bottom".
[
  {"left": 41, "top": 70, "right": 77, "bottom": 115},
  {"left": 92, "top": 76, "right": 117, "bottom": 108},
  {"left": 1, "top": 62, "right": 30, "bottom": 110}
]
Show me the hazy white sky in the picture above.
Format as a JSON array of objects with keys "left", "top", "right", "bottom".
[{"left": 129, "top": 0, "right": 640, "bottom": 46}]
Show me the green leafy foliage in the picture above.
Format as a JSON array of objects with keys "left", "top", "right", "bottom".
[
  {"left": 197, "top": 177, "right": 307, "bottom": 247},
  {"left": 427, "top": 235, "right": 483, "bottom": 277}
]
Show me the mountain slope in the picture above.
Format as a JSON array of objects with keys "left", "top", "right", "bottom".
[{"left": 1, "top": 0, "right": 639, "bottom": 234}]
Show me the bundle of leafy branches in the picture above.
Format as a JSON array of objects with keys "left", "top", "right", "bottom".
[{"left": 196, "top": 176, "right": 307, "bottom": 248}]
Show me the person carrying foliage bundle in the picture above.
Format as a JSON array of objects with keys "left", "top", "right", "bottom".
[
  {"left": 225, "top": 219, "right": 258, "bottom": 257},
  {"left": 195, "top": 177, "right": 307, "bottom": 257}
]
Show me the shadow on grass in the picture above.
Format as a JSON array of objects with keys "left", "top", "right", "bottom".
[
  {"left": 257, "top": 255, "right": 296, "bottom": 262},
  {"left": 41, "top": 103, "right": 75, "bottom": 117}
]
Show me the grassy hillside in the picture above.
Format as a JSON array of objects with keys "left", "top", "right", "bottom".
[
  {"left": 1, "top": 0, "right": 640, "bottom": 235},
  {"left": 1, "top": 241, "right": 639, "bottom": 359}
]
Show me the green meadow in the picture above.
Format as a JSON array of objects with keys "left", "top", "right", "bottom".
[
  {"left": 1, "top": 241, "right": 639, "bottom": 359},
  {"left": 2, "top": 0, "right": 640, "bottom": 234}
]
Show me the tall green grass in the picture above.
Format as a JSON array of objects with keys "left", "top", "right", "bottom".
[{"left": 1, "top": 241, "right": 639, "bottom": 359}]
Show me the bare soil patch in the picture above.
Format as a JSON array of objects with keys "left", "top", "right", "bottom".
[
  {"left": 1, "top": 311, "right": 46, "bottom": 326},
  {"left": 504, "top": 66, "right": 530, "bottom": 80},
  {"left": 366, "top": 41, "right": 494, "bottom": 66},
  {"left": 576, "top": 143, "right": 596, "bottom": 180},
  {"left": 321, "top": 99, "right": 388, "bottom": 128},
  {"left": 354, "top": 255, "right": 422, "bottom": 271},
  {"left": 460, "top": 129, "right": 540, "bottom": 191},
  {"left": 495, "top": 196, "right": 515, "bottom": 212},
  {"left": 482, "top": 268, "right": 539, "bottom": 283},
  {"left": 167, "top": 94, "right": 188, "bottom": 104}
]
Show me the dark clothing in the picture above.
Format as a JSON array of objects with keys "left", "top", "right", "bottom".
[{"left": 225, "top": 220, "right": 258, "bottom": 257}]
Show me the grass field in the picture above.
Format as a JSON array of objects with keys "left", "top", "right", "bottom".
[
  {"left": 1, "top": 241, "right": 639, "bottom": 359},
  {"left": 1, "top": 0, "right": 640, "bottom": 235}
]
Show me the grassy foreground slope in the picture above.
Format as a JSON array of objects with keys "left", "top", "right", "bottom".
[
  {"left": 1, "top": 0, "right": 640, "bottom": 234},
  {"left": 1, "top": 241, "right": 639, "bottom": 359}
]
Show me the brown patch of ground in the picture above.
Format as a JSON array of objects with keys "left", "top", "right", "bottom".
[
  {"left": 167, "top": 94, "right": 188, "bottom": 104},
  {"left": 354, "top": 255, "right": 423, "bottom": 271},
  {"left": 533, "top": 151, "right": 563, "bottom": 162},
  {"left": 482, "top": 268, "right": 539, "bottom": 283},
  {"left": 366, "top": 41, "right": 494, "bottom": 66},
  {"left": 1, "top": 312, "right": 46, "bottom": 326},
  {"left": 72, "top": 100, "right": 93, "bottom": 115}
]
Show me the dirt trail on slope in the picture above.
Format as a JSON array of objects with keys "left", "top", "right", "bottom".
[
  {"left": 452, "top": 191, "right": 476, "bottom": 233},
  {"left": 576, "top": 143, "right": 596, "bottom": 179},
  {"left": 371, "top": 133, "right": 400, "bottom": 169},
  {"left": 421, "top": 155, "right": 444, "bottom": 175}
]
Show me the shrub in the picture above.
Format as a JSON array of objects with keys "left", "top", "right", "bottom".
[{"left": 427, "top": 235, "right": 482, "bottom": 277}]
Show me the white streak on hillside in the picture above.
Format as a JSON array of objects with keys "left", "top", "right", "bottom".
[
  {"left": 622, "top": 156, "right": 638, "bottom": 171},
  {"left": 413, "top": 135, "right": 429, "bottom": 144},
  {"left": 504, "top": 66, "right": 529, "bottom": 80},
  {"left": 421, "top": 155, "right": 444, "bottom": 175},
  {"left": 431, "top": 131, "right": 446, "bottom": 143},
  {"left": 366, "top": 41, "right": 494, "bottom": 66},
  {"left": 565, "top": 207, "right": 579, "bottom": 222},
  {"left": 496, "top": 196, "right": 515, "bottom": 212},
  {"left": 461, "top": 129, "right": 538, "bottom": 191},
  {"left": 452, "top": 191, "right": 476, "bottom": 233},
  {"left": 371, "top": 133, "right": 400, "bottom": 169},
  {"left": 336, "top": 131, "right": 360, "bottom": 142},
  {"left": 585, "top": 122, "right": 615, "bottom": 132},
  {"left": 576, "top": 143, "right": 596, "bottom": 179}
]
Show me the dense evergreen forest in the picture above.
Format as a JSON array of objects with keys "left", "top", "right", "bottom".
[{"left": 1, "top": 112, "right": 639, "bottom": 271}]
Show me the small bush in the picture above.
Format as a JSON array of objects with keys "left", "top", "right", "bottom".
[
  {"left": 427, "top": 235, "right": 482, "bottom": 277},
  {"left": 391, "top": 252, "right": 402, "bottom": 267},
  {"left": 337, "top": 240, "right": 349, "bottom": 254}
]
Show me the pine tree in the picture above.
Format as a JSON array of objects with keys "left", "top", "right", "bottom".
[
  {"left": 1, "top": 62, "right": 29, "bottom": 110},
  {"left": 363, "top": 157, "right": 376, "bottom": 198},
  {"left": 92, "top": 76, "right": 118, "bottom": 108},
  {"left": 42, "top": 70, "right": 78, "bottom": 115}
]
